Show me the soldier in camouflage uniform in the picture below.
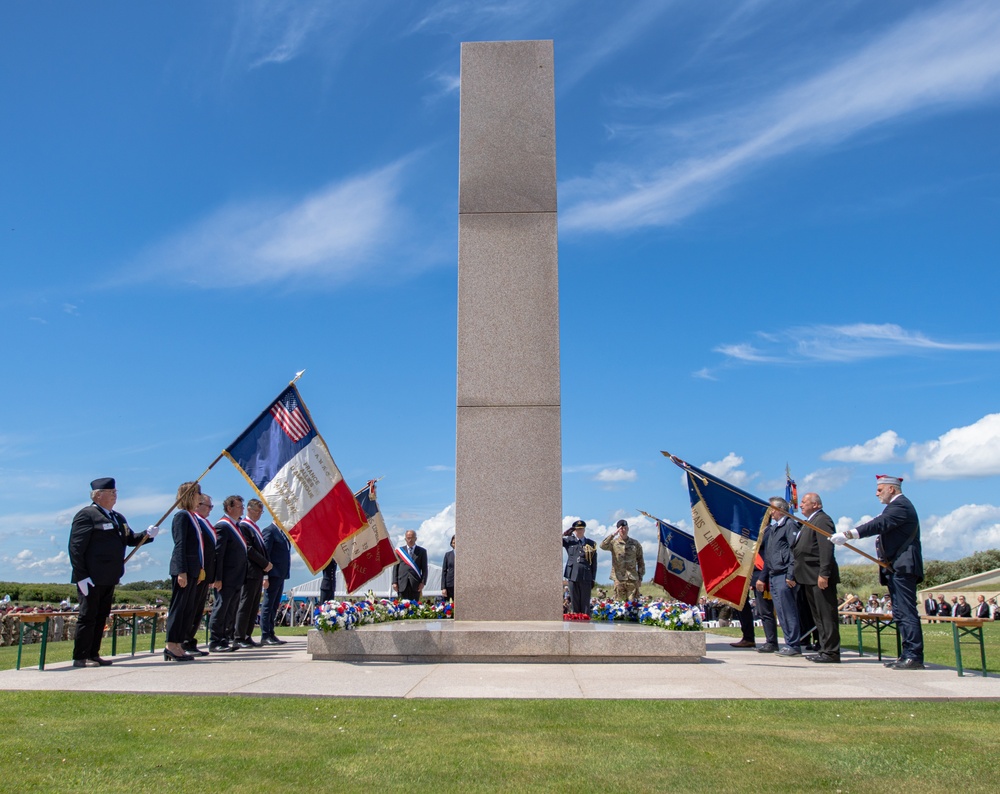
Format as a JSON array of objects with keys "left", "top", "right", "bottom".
[{"left": 601, "top": 520, "right": 645, "bottom": 602}]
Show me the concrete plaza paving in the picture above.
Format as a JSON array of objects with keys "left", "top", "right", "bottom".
[{"left": 2, "top": 633, "right": 997, "bottom": 699}]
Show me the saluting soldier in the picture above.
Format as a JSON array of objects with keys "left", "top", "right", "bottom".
[
  {"left": 600, "top": 519, "right": 645, "bottom": 602},
  {"left": 562, "top": 520, "right": 598, "bottom": 615}
]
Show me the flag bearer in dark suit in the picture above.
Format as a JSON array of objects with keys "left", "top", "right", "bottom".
[
  {"left": 832, "top": 474, "right": 925, "bottom": 670},
  {"left": 235, "top": 498, "right": 272, "bottom": 647},
  {"left": 183, "top": 493, "right": 217, "bottom": 656},
  {"left": 392, "top": 530, "right": 428, "bottom": 601},
  {"left": 209, "top": 495, "right": 248, "bottom": 652},
  {"left": 68, "top": 477, "right": 157, "bottom": 667},
  {"left": 792, "top": 493, "right": 841, "bottom": 663},
  {"left": 260, "top": 520, "right": 292, "bottom": 645},
  {"left": 562, "top": 520, "right": 598, "bottom": 615}
]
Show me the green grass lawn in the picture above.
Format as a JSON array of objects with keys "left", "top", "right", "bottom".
[
  {"left": 0, "top": 694, "right": 997, "bottom": 792},
  {"left": 3, "top": 623, "right": 999, "bottom": 792}
]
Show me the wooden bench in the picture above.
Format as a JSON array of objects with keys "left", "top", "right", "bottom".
[
  {"left": 110, "top": 609, "right": 165, "bottom": 657},
  {"left": 15, "top": 608, "right": 167, "bottom": 670},
  {"left": 838, "top": 611, "right": 900, "bottom": 661},
  {"left": 921, "top": 615, "right": 988, "bottom": 677}
]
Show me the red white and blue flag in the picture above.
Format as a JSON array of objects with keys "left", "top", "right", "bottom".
[
  {"left": 224, "top": 385, "right": 366, "bottom": 575},
  {"left": 664, "top": 452, "right": 768, "bottom": 609},
  {"left": 652, "top": 518, "right": 702, "bottom": 605},
  {"left": 334, "top": 481, "right": 397, "bottom": 593}
]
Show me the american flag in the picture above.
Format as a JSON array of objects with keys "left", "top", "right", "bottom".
[{"left": 271, "top": 394, "right": 311, "bottom": 441}]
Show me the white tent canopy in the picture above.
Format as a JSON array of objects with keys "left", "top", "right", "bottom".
[{"left": 290, "top": 562, "right": 444, "bottom": 600}]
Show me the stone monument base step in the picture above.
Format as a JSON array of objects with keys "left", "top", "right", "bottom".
[{"left": 307, "top": 620, "right": 705, "bottom": 663}]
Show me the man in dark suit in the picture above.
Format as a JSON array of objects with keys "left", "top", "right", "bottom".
[
  {"left": 937, "top": 593, "right": 952, "bottom": 617},
  {"left": 441, "top": 535, "right": 456, "bottom": 602},
  {"left": 792, "top": 492, "right": 841, "bottom": 663},
  {"left": 68, "top": 477, "right": 156, "bottom": 667},
  {"left": 234, "top": 499, "right": 272, "bottom": 648},
  {"left": 392, "top": 530, "right": 428, "bottom": 601},
  {"left": 974, "top": 595, "right": 991, "bottom": 619},
  {"left": 209, "top": 495, "right": 248, "bottom": 652},
  {"left": 562, "top": 520, "right": 598, "bottom": 615},
  {"left": 923, "top": 594, "right": 939, "bottom": 620},
  {"left": 183, "top": 493, "right": 217, "bottom": 656},
  {"left": 832, "top": 474, "right": 924, "bottom": 669},
  {"left": 260, "top": 520, "right": 292, "bottom": 645}
]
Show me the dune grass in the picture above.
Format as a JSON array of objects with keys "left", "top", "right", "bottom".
[{"left": 1, "top": 694, "right": 998, "bottom": 793}]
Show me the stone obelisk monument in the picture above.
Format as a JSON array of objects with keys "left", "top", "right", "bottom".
[
  {"left": 308, "top": 40, "right": 703, "bottom": 660},
  {"left": 455, "top": 40, "right": 563, "bottom": 622}
]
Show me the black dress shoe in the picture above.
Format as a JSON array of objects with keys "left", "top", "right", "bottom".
[
  {"left": 187, "top": 647, "right": 210, "bottom": 656},
  {"left": 208, "top": 643, "right": 224, "bottom": 652},
  {"left": 809, "top": 653, "right": 841, "bottom": 663},
  {"left": 270, "top": 636, "right": 287, "bottom": 645},
  {"left": 756, "top": 644, "right": 778, "bottom": 653},
  {"left": 884, "top": 659, "right": 900, "bottom": 667},
  {"left": 242, "top": 638, "right": 261, "bottom": 647},
  {"left": 89, "top": 656, "right": 113, "bottom": 666},
  {"left": 73, "top": 659, "right": 98, "bottom": 668},
  {"left": 891, "top": 658, "right": 925, "bottom": 670}
]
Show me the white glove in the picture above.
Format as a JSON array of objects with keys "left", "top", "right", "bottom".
[
  {"left": 78, "top": 577, "right": 94, "bottom": 597},
  {"left": 830, "top": 529, "right": 859, "bottom": 546},
  {"left": 146, "top": 525, "right": 160, "bottom": 538}
]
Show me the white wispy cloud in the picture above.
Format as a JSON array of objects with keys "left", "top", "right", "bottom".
[
  {"left": 127, "top": 162, "right": 412, "bottom": 289},
  {"left": 710, "top": 323, "right": 1000, "bottom": 370},
  {"left": 1, "top": 549, "right": 70, "bottom": 578},
  {"left": 799, "top": 467, "right": 853, "bottom": 492},
  {"left": 594, "top": 467, "right": 638, "bottom": 484},
  {"left": 225, "top": 1, "right": 343, "bottom": 71},
  {"left": 822, "top": 430, "right": 904, "bottom": 464},
  {"left": 416, "top": 502, "right": 456, "bottom": 561},
  {"left": 906, "top": 413, "right": 1000, "bottom": 479},
  {"left": 700, "top": 452, "right": 752, "bottom": 487},
  {"left": 922, "top": 503, "right": 1000, "bottom": 558},
  {"left": 561, "top": 0, "right": 1000, "bottom": 232}
]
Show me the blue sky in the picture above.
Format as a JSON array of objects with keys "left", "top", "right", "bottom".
[{"left": 3, "top": 1, "right": 1000, "bottom": 589}]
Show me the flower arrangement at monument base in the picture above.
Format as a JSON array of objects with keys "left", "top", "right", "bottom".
[
  {"left": 316, "top": 593, "right": 454, "bottom": 632},
  {"left": 562, "top": 612, "right": 590, "bottom": 621},
  {"left": 590, "top": 598, "right": 703, "bottom": 631}
]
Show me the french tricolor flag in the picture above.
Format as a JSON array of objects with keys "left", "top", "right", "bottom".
[
  {"left": 224, "top": 385, "right": 366, "bottom": 575},
  {"left": 667, "top": 454, "right": 769, "bottom": 609},
  {"left": 335, "top": 481, "right": 397, "bottom": 593},
  {"left": 652, "top": 519, "right": 702, "bottom": 605}
]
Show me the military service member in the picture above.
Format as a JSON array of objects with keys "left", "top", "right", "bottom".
[{"left": 600, "top": 519, "right": 645, "bottom": 602}]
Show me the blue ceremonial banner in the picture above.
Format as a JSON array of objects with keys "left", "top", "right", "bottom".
[
  {"left": 652, "top": 518, "right": 702, "bottom": 604},
  {"left": 664, "top": 452, "right": 769, "bottom": 608}
]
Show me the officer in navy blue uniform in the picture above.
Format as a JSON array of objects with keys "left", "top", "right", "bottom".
[
  {"left": 832, "top": 474, "right": 925, "bottom": 669},
  {"left": 68, "top": 477, "right": 156, "bottom": 667},
  {"left": 562, "top": 520, "right": 598, "bottom": 615}
]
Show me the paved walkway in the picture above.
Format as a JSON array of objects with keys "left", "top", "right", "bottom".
[{"left": 2, "top": 634, "right": 997, "bottom": 699}]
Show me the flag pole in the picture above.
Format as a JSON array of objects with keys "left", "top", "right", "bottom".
[
  {"left": 124, "top": 453, "right": 225, "bottom": 564},
  {"left": 660, "top": 450, "right": 886, "bottom": 569}
]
